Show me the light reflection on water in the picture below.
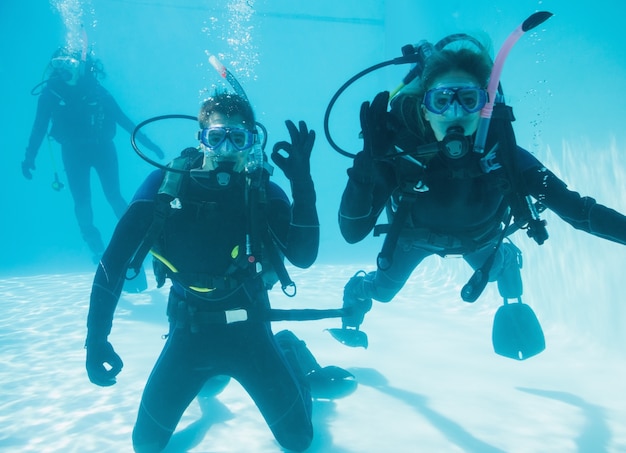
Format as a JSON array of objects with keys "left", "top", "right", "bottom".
[
  {"left": 4, "top": 2, "right": 625, "bottom": 449},
  {"left": 515, "top": 137, "right": 626, "bottom": 357}
]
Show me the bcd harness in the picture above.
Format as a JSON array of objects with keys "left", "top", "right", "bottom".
[
  {"left": 373, "top": 100, "right": 548, "bottom": 302},
  {"left": 126, "top": 147, "right": 296, "bottom": 297}
]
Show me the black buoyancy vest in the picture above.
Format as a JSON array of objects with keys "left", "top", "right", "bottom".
[
  {"left": 128, "top": 148, "right": 293, "bottom": 293},
  {"left": 374, "top": 100, "right": 547, "bottom": 268}
]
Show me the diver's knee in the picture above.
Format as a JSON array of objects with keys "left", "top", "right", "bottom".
[
  {"left": 276, "top": 425, "right": 313, "bottom": 452},
  {"left": 363, "top": 271, "right": 400, "bottom": 302},
  {"left": 132, "top": 405, "right": 172, "bottom": 453}
]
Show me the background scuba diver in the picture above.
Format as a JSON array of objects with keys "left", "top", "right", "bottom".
[
  {"left": 337, "top": 36, "right": 626, "bottom": 355},
  {"left": 85, "top": 91, "right": 356, "bottom": 452},
  {"left": 21, "top": 47, "right": 164, "bottom": 262}
]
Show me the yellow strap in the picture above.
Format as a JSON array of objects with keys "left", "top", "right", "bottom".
[
  {"left": 150, "top": 249, "right": 215, "bottom": 292},
  {"left": 150, "top": 249, "right": 178, "bottom": 273},
  {"left": 389, "top": 82, "right": 406, "bottom": 101},
  {"left": 189, "top": 286, "right": 215, "bottom": 293}
]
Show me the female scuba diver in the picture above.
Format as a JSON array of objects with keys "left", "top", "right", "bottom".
[
  {"left": 22, "top": 47, "right": 164, "bottom": 262},
  {"left": 336, "top": 33, "right": 626, "bottom": 359}
]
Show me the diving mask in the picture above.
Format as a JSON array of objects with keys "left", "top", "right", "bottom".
[
  {"left": 199, "top": 126, "right": 256, "bottom": 151},
  {"left": 199, "top": 126, "right": 259, "bottom": 173},
  {"left": 50, "top": 56, "right": 81, "bottom": 84},
  {"left": 423, "top": 85, "right": 487, "bottom": 115}
]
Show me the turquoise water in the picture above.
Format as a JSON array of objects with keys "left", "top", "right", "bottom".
[
  {"left": 2, "top": 1, "right": 626, "bottom": 352},
  {"left": 1, "top": 3, "right": 625, "bottom": 451}
]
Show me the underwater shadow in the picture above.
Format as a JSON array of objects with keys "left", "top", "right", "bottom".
[
  {"left": 117, "top": 287, "right": 170, "bottom": 327},
  {"left": 305, "top": 399, "right": 352, "bottom": 453},
  {"left": 158, "top": 390, "right": 348, "bottom": 453},
  {"left": 161, "top": 396, "right": 235, "bottom": 453},
  {"left": 517, "top": 387, "right": 612, "bottom": 453},
  {"left": 350, "top": 367, "right": 506, "bottom": 453}
]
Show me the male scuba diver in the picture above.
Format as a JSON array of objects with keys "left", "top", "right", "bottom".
[
  {"left": 22, "top": 47, "right": 163, "bottom": 263},
  {"left": 85, "top": 91, "right": 356, "bottom": 452}
]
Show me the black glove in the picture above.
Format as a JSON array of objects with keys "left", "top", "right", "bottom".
[
  {"left": 342, "top": 273, "right": 372, "bottom": 329},
  {"left": 271, "top": 120, "right": 315, "bottom": 183},
  {"left": 342, "top": 298, "right": 372, "bottom": 329},
  {"left": 85, "top": 339, "right": 123, "bottom": 387},
  {"left": 21, "top": 155, "right": 36, "bottom": 180},
  {"left": 348, "top": 91, "right": 395, "bottom": 184},
  {"left": 362, "top": 90, "right": 394, "bottom": 158}
]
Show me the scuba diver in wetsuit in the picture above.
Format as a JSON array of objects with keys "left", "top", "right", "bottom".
[
  {"left": 85, "top": 91, "right": 355, "bottom": 452},
  {"left": 337, "top": 34, "right": 626, "bottom": 355},
  {"left": 22, "top": 47, "right": 164, "bottom": 261}
]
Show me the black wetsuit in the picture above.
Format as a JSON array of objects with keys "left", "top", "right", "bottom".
[
  {"left": 88, "top": 167, "right": 319, "bottom": 452},
  {"left": 25, "top": 77, "right": 133, "bottom": 255},
  {"left": 339, "top": 108, "right": 626, "bottom": 303}
]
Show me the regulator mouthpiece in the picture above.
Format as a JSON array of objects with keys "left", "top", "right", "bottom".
[{"left": 440, "top": 126, "right": 470, "bottom": 159}]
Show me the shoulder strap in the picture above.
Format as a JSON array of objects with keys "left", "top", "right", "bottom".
[
  {"left": 127, "top": 194, "right": 171, "bottom": 279},
  {"left": 246, "top": 168, "right": 296, "bottom": 295},
  {"left": 127, "top": 148, "right": 200, "bottom": 279}
]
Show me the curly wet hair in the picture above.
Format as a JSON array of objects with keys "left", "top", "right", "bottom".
[{"left": 198, "top": 90, "right": 256, "bottom": 130}]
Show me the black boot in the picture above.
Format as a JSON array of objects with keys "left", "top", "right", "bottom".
[
  {"left": 342, "top": 270, "right": 373, "bottom": 328},
  {"left": 275, "top": 330, "right": 357, "bottom": 400}
]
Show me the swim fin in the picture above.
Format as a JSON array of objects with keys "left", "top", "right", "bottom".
[{"left": 326, "top": 327, "right": 369, "bottom": 349}]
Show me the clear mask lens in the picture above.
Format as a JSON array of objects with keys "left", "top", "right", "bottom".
[
  {"left": 424, "top": 86, "right": 487, "bottom": 114},
  {"left": 199, "top": 127, "right": 256, "bottom": 151},
  {"left": 50, "top": 57, "right": 80, "bottom": 73}
]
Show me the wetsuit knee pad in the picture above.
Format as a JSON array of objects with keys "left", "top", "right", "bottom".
[
  {"left": 281, "top": 432, "right": 313, "bottom": 453},
  {"left": 132, "top": 431, "right": 169, "bottom": 453},
  {"left": 365, "top": 270, "right": 400, "bottom": 303},
  {"left": 275, "top": 330, "right": 320, "bottom": 377},
  {"left": 273, "top": 418, "right": 313, "bottom": 453},
  {"left": 132, "top": 406, "right": 173, "bottom": 453}
]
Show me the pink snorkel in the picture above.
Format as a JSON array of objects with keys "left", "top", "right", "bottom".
[{"left": 473, "top": 11, "right": 553, "bottom": 154}]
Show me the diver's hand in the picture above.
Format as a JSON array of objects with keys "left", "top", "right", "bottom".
[
  {"left": 341, "top": 274, "right": 372, "bottom": 329},
  {"left": 136, "top": 131, "right": 165, "bottom": 159},
  {"left": 21, "top": 156, "right": 36, "bottom": 180},
  {"left": 342, "top": 297, "right": 372, "bottom": 329},
  {"left": 348, "top": 91, "right": 394, "bottom": 184},
  {"left": 85, "top": 339, "right": 123, "bottom": 387},
  {"left": 361, "top": 91, "right": 394, "bottom": 159},
  {"left": 271, "top": 120, "right": 315, "bottom": 182}
]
